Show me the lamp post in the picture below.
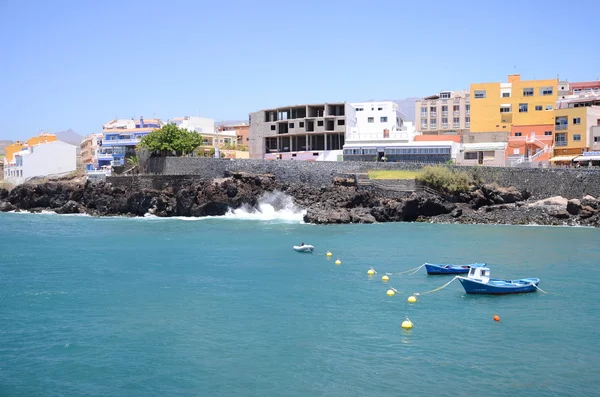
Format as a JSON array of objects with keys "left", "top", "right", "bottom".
[{"left": 214, "top": 125, "right": 220, "bottom": 158}]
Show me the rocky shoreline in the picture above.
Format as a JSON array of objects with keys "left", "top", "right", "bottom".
[{"left": 1, "top": 172, "right": 599, "bottom": 227}]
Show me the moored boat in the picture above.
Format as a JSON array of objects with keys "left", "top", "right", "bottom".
[
  {"left": 424, "top": 263, "right": 486, "bottom": 275},
  {"left": 457, "top": 267, "right": 540, "bottom": 295},
  {"left": 293, "top": 244, "right": 314, "bottom": 253}
]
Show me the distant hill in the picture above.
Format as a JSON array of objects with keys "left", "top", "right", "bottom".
[
  {"left": 0, "top": 140, "right": 13, "bottom": 156},
  {"left": 388, "top": 98, "right": 419, "bottom": 122},
  {"left": 55, "top": 129, "right": 83, "bottom": 146}
]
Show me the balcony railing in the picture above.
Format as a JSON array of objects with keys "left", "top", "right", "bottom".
[
  {"left": 442, "top": 124, "right": 448, "bottom": 129},
  {"left": 430, "top": 112, "right": 437, "bottom": 117},
  {"left": 453, "top": 111, "right": 460, "bottom": 116},
  {"left": 555, "top": 125, "right": 568, "bottom": 131},
  {"left": 97, "top": 153, "right": 113, "bottom": 160},
  {"left": 555, "top": 141, "right": 568, "bottom": 147},
  {"left": 421, "top": 125, "right": 428, "bottom": 130},
  {"left": 453, "top": 124, "right": 460, "bottom": 128},
  {"left": 465, "top": 111, "right": 470, "bottom": 115},
  {"left": 102, "top": 138, "right": 141, "bottom": 146},
  {"left": 441, "top": 111, "right": 448, "bottom": 116},
  {"left": 420, "top": 113, "right": 427, "bottom": 118},
  {"left": 465, "top": 123, "right": 470, "bottom": 128}
]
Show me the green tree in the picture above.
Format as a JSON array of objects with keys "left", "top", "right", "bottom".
[{"left": 139, "top": 124, "right": 203, "bottom": 156}]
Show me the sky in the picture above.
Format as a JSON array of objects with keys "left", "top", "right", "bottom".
[{"left": 0, "top": 0, "right": 598, "bottom": 140}]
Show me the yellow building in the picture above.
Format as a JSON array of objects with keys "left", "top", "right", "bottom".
[
  {"left": 470, "top": 74, "right": 557, "bottom": 133},
  {"left": 551, "top": 106, "right": 600, "bottom": 161},
  {"left": 5, "top": 133, "right": 57, "bottom": 162}
]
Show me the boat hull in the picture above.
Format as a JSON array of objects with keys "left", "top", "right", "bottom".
[
  {"left": 425, "top": 263, "right": 485, "bottom": 275},
  {"left": 458, "top": 277, "right": 540, "bottom": 295},
  {"left": 293, "top": 245, "right": 314, "bottom": 253}
]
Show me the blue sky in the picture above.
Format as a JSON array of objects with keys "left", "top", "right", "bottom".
[{"left": 0, "top": 0, "right": 598, "bottom": 140}]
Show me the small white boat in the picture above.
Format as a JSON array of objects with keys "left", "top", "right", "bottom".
[{"left": 293, "top": 244, "right": 314, "bottom": 253}]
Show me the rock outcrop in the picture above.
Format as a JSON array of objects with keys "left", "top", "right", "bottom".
[{"left": 1, "top": 174, "right": 599, "bottom": 228}]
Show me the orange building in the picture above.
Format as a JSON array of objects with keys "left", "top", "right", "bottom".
[
  {"left": 506, "top": 125, "right": 553, "bottom": 164},
  {"left": 219, "top": 123, "right": 249, "bottom": 145},
  {"left": 5, "top": 133, "right": 57, "bottom": 162},
  {"left": 413, "top": 134, "right": 461, "bottom": 143}
]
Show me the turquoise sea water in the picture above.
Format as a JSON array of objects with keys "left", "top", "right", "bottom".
[{"left": 1, "top": 211, "right": 599, "bottom": 397}]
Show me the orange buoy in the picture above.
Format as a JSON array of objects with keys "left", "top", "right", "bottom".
[{"left": 493, "top": 315, "right": 500, "bottom": 322}]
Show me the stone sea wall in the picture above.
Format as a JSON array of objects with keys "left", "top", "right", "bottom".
[{"left": 111, "top": 157, "right": 600, "bottom": 199}]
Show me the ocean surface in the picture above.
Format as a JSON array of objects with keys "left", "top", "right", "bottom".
[{"left": 1, "top": 205, "right": 599, "bottom": 397}]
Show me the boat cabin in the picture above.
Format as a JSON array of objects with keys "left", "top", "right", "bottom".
[{"left": 466, "top": 267, "right": 490, "bottom": 283}]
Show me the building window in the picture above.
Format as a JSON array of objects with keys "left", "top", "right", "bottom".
[
  {"left": 519, "top": 103, "right": 528, "bottom": 113},
  {"left": 555, "top": 133, "right": 567, "bottom": 146},
  {"left": 421, "top": 107, "right": 427, "bottom": 115},
  {"left": 502, "top": 92, "right": 510, "bottom": 97},
  {"left": 441, "top": 105, "right": 448, "bottom": 112},
  {"left": 594, "top": 136, "right": 600, "bottom": 142},
  {"left": 515, "top": 132, "right": 522, "bottom": 137},
  {"left": 465, "top": 116, "right": 470, "bottom": 123},
  {"left": 299, "top": 122, "right": 304, "bottom": 128},
  {"left": 380, "top": 117, "right": 388, "bottom": 122},
  {"left": 544, "top": 131, "right": 552, "bottom": 136},
  {"left": 270, "top": 125, "right": 276, "bottom": 130},
  {"left": 545, "top": 105, "right": 553, "bottom": 111},
  {"left": 356, "top": 108, "right": 363, "bottom": 111},
  {"left": 453, "top": 117, "right": 460, "bottom": 124},
  {"left": 367, "top": 117, "right": 374, "bottom": 123},
  {"left": 338, "top": 120, "right": 345, "bottom": 126},
  {"left": 453, "top": 105, "right": 459, "bottom": 112},
  {"left": 377, "top": 107, "right": 383, "bottom": 111},
  {"left": 440, "top": 92, "right": 451, "bottom": 99},
  {"left": 474, "top": 90, "right": 486, "bottom": 99},
  {"left": 317, "top": 120, "right": 324, "bottom": 126},
  {"left": 289, "top": 123, "right": 294, "bottom": 128},
  {"left": 523, "top": 88, "right": 534, "bottom": 96},
  {"left": 430, "top": 106, "right": 436, "bottom": 112},
  {"left": 540, "top": 87, "right": 553, "bottom": 96},
  {"left": 535, "top": 105, "right": 543, "bottom": 111},
  {"left": 573, "top": 134, "right": 581, "bottom": 141},
  {"left": 464, "top": 152, "right": 478, "bottom": 160},
  {"left": 500, "top": 106, "right": 511, "bottom": 113},
  {"left": 573, "top": 118, "right": 581, "bottom": 125},
  {"left": 465, "top": 104, "right": 470, "bottom": 112}
]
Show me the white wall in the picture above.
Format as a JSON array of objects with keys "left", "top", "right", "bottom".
[
  {"left": 4, "top": 141, "right": 77, "bottom": 185},
  {"left": 351, "top": 101, "right": 403, "bottom": 139}
]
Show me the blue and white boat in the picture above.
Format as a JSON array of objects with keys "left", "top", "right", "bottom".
[
  {"left": 424, "top": 263, "right": 486, "bottom": 275},
  {"left": 457, "top": 267, "right": 540, "bottom": 295}
]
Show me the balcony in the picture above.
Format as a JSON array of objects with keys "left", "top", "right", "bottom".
[
  {"left": 453, "top": 123, "right": 460, "bottom": 128},
  {"left": 453, "top": 111, "right": 460, "bottom": 116},
  {"left": 441, "top": 111, "right": 448, "bottom": 116},
  {"left": 430, "top": 112, "right": 437, "bottom": 117},
  {"left": 102, "top": 138, "right": 141, "bottom": 146},
  {"left": 442, "top": 124, "right": 449, "bottom": 129},
  {"left": 97, "top": 153, "right": 113, "bottom": 160},
  {"left": 465, "top": 111, "right": 471, "bottom": 115},
  {"left": 555, "top": 141, "right": 568, "bottom": 147},
  {"left": 420, "top": 113, "right": 427, "bottom": 118},
  {"left": 555, "top": 125, "right": 568, "bottom": 131},
  {"left": 465, "top": 123, "right": 470, "bottom": 128},
  {"left": 421, "top": 125, "right": 428, "bottom": 130}
]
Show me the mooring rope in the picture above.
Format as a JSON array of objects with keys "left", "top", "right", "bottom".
[
  {"left": 414, "top": 276, "right": 459, "bottom": 296},
  {"left": 532, "top": 283, "right": 547, "bottom": 293},
  {"left": 389, "top": 264, "right": 425, "bottom": 276}
]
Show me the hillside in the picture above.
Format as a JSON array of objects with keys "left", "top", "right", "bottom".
[
  {"left": 55, "top": 129, "right": 83, "bottom": 146},
  {"left": 0, "top": 140, "right": 13, "bottom": 156}
]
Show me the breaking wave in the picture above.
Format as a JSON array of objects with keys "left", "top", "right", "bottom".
[{"left": 223, "top": 191, "right": 306, "bottom": 222}]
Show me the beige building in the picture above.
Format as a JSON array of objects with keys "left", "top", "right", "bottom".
[
  {"left": 80, "top": 133, "right": 103, "bottom": 169},
  {"left": 415, "top": 90, "right": 470, "bottom": 135}
]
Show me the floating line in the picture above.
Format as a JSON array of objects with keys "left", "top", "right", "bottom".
[{"left": 415, "top": 276, "right": 459, "bottom": 296}]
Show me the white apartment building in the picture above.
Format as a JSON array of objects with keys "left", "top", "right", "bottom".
[
  {"left": 170, "top": 116, "right": 236, "bottom": 146},
  {"left": 415, "top": 90, "right": 471, "bottom": 135},
  {"left": 348, "top": 101, "right": 417, "bottom": 141},
  {"left": 4, "top": 140, "right": 77, "bottom": 185}
]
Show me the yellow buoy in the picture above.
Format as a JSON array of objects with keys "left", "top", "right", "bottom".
[
  {"left": 382, "top": 275, "right": 389, "bottom": 282},
  {"left": 407, "top": 296, "right": 417, "bottom": 303},
  {"left": 367, "top": 269, "right": 375, "bottom": 276},
  {"left": 401, "top": 318, "right": 413, "bottom": 329},
  {"left": 386, "top": 289, "right": 395, "bottom": 297},
  {"left": 335, "top": 259, "right": 342, "bottom": 265},
  {"left": 326, "top": 251, "right": 333, "bottom": 257}
]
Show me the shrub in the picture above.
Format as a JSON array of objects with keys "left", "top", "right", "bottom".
[{"left": 416, "top": 166, "right": 473, "bottom": 193}]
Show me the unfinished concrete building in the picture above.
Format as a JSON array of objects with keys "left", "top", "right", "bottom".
[{"left": 249, "top": 103, "right": 355, "bottom": 160}]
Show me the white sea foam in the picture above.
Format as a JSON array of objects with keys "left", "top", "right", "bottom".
[{"left": 224, "top": 191, "right": 306, "bottom": 222}]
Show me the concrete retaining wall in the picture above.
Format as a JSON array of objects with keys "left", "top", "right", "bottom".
[{"left": 119, "top": 157, "right": 600, "bottom": 199}]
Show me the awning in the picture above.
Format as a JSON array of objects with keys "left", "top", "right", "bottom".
[
  {"left": 574, "top": 155, "right": 600, "bottom": 161},
  {"left": 549, "top": 155, "right": 577, "bottom": 162}
]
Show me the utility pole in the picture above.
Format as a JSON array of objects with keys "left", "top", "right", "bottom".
[{"left": 214, "top": 124, "right": 220, "bottom": 159}]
